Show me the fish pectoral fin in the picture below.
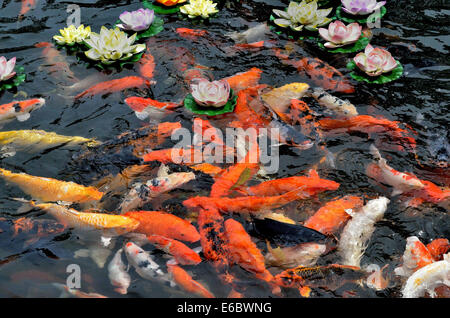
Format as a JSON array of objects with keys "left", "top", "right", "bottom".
[{"left": 16, "top": 113, "right": 31, "bottom": 122}]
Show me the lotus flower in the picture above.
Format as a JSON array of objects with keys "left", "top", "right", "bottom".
[
  {"left": 117, "top": 8, "right": 155, "bottom": 32},
  {"left": 272, "top": 0, "right": 333, "bottom": 32},
  {"left": 319, "top": 20, "right": 362, "bottom": 48},
  {"left": 341, "top": 0, "right": 386, "bottom": 16},
  {"left": 0, "top": 56, "right": 16, "bottom": 82},
  {"left": 53, "top": 24, "right": 91, "bottom": 46},
  {"left": 190, "top": 78, "right": 230, "bottom": 107},
  {"left": 180, "top": 0, "right": 219, "bottom": 19},
  {"left": 84, "top": 27, "right": 146, "bottom": 65},
  {"left": 353, "top": 44, "right": 397, "bottom": 76},
  {"left": 155, "top": 0, "right": 187, "bottom": 6}
]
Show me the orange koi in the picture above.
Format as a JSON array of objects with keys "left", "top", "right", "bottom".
[
  {"left": 402, "top": 180, "right": 450, "bottom": 208},
  {"left": 190, "top": 163, "right": 224, "bottom": 178},
  {"left": 19, "top": 0, "right": 36, "bottom": 18},
  {"left": 143, "top": 147, "right": 204, "bottom": 165},
  {"left": 167, "top": 264, "right": 215, "bottom": 298},
  {"left": 273, "top": 48, "right": 354, "bottom": 93},
  {"left": 394, "top": 236, "right": 434, "bottom": 277},
  {"left": 210, "top": 140, "right": 260, "bottom": 197},
  {"left": 224, "top": 68, "right": 263, "bottom": 92},
  {"left": 147, "top": 235, "right": 201, "bottom": 265},
  {"left": 0, "top": 98, "right": 45, "bottom": 125},
  {"left": 183, "top": 187, "right": 309, "bottom": 215},
  {"left": 0, "top": 168, "right": 103, "bottom": 203},
  {"left": 34, "top": 42, "right": 76, "bottom": 83},
  {"left": 303, "top": 195, "right": 364, "bottom": 235},
  {"left": 75, "top": 76, "right": 152, "bottom": 99},
  {"left": 138, "top": 52, "right": 156, "bottom": 80},
  {"left": 193, "top": 117, "right": 226, "bottom": 146},
  {"left": 176, "top": 28, "right": 208, "bottom": 40},
  {"left": 227, "top": 289, "right": 244, "bottom": 298},
  {"left": 233, "top": 41, "right": 265, "bottom": 49},
  {"left": 239, "top": 169, "right": 339, "bottom": 197},
  {"left": 426, "top": 239, "right": 450, "bottom": 261},
  {"left": 157, "top": 121, "right": 182, "bottom": 145},
  {"left": 123, "top": 211, "right": 200, "bottom": 243},
  {"left": 124, "top": 96, "right": 180, "bottom": 120},
  {"left": 229, "top": 86, "right": 270, "bottom": 131}
]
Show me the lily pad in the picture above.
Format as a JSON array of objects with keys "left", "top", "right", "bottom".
[
  {"left": 0, "top": 66, "right": 26, "bottom": 91},
  {"left": 184, "top": 91, "right": 237, "bottom": 116},
  {"left": 142, "top": 0, "right": 182, "bottom": 14},
  {"left": 346, "top": 60, "right": 403, "bottom": 84},
  {"left": 115, "top": 16, "right": 164, "bottom": 40},
  {"left": 317, "top": 34, "right": 370, "bottom": 53},
  {"left": 80, "top": 51, "right": 145, "bottom": 71},
  {"left": 336, "top": 5, "right": 387, "bottom": 24}
]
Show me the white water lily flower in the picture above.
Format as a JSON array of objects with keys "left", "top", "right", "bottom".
[
  {"left": 0, "top": 56, "right": 16, "bottom": 82},
  {"left": 319, "top": 20, "right": 362, "bottom": 48},
  {"left": 272, "top": 0, "right": 332, "bottom": 32},
  {"left": 354, "top": 44, "right": 397, "bottom": 76},
  {"left": 84, "top": 26, "right": 146, "bottom": 65},
  {"left": 190, "top": 78, "right": 230, "bottom": 107},
  {"left": 180, "top": 0, "right": 219, "bottom": 19},
  {"left": 53, "top": 25, "right": 91, "bottom": 46}
]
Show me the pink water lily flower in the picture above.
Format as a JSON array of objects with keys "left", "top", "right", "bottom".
[
  {"left": 0, "top": 56, "right": 16, "bottom": 82},
  {"left": 117, "top": 8, "right": 155, "bottom": 32},
  {"left": 319, "top": 20, "right": 362, "bottom": 48},
  {"left": 190, "top": 78, "right": 230, "bottom": 108},
  {"left": 341, "top": 0, "right": 386, "bottom": 15},
  {"left": 354, "top": 44, "right": 397, "bottom": 76}
]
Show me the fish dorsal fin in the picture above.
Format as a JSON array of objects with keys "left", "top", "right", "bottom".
[
  {"left": 157, "top": 164, "right": 169, "bottom": 177},
  {"left": 307, "top": 169, "right": 320, "bottom": 179}
]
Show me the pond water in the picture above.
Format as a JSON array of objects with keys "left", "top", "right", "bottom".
[{"left": 0, "top": 0, "right": 448, "bottom": 298}]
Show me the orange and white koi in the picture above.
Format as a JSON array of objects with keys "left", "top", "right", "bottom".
[
  {"left": 0, "top": 98, "right": 45, "bottom": 126},
  {"left": 400, "top": 180, "right": 450, "bottom": 209},
  {"left": 147, "top": 235, "right": 201, "bottom": 265},
  {"left": 394, "top": 236, "right": 434, "bottom": 277},
  {"left": 167, "top": 264, "right": 215, "bottom": 298},
  {"left": 119, "top": 164, "right": 195, "bottom": 212},
  {"left": 75, "top": 76, "right": 152, "bottom": 99},
  {"left": 107, "top": 248, "right": 131, "bottom": 295},
  {"left": 124, "top": 241, "right": 167, "bottom": 281},
  {"left": 265, "top": 242, "right": 327, "bottom": 269},
  {"left": 53, "top": 283, "right": 108, "bottom": 298},
  {"left": 365, "top": 264, "right": 390, "bottom": 291},
  {"left": 226, "top": 23, "right": 270, "bottom": 44},
  {"left": 338, "top": 197, "right": 390, "bottom": 267},
  {"left": 427, "top": 239, "right": 450, "bottom": 261},
  {"left": 123, "top": 211, "right": 200, "bottom": 243},
  {"left": 368, "top": 144, "right": 424, "bottom": 196},
  {"left": 0, "top": 167, "right": 103, "bottom": 203},
  {"left": 224, "top": 68, "right": 263, "bottom": 92},
  {"left": 303, "top": 195, "right": 363, "bottom": 235}
]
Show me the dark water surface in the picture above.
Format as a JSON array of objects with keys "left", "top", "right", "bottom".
[{"left": 0, "top": 0, "right": 448, "bottom": 298}]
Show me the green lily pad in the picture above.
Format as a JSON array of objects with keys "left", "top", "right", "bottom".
[
  {"left": 347, "top": 60, "right": 403, "bottom": 84},
  {"left": 336, "top": 5, "right": 387, "bottom": 24},
  {"left": 142, "top": 0, "right": 182, "bottom": 14},
  {"left": 114, "top": 16, "right": 164, "bottom": 40},
  {"left": 317, "top": 34, "right": 370, "bottom": 53},
  {"left": 184, "top": 91, "right": 237, "bottom": 116},
  {"left": 0, "top": 66, "right": 26, "bottom": 91}
]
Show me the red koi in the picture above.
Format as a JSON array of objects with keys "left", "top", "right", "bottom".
[
  {"left": 125, "top": 96, "right": 180, "bottom": 113},
  {"left": 167, "top": 264, "right": 215, "bottom": 298},
  {"left": 176, "top": 28, "right": 208, "bottom": 40},
  {"left": 75, "top": 76, "right": 152, "bottom": 99},
  {"left": 224, "top": 68, "right": 263, "bottom": 92},
  {"left": 138, "top": 52, "right": 156, "bottom": 80},
  {"left": 147, "top": 235, "right": 201, "bottom": 265}
]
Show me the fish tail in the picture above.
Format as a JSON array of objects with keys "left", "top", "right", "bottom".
[{"left": 12, "top": 198, "right": 36, "bottom": 213}]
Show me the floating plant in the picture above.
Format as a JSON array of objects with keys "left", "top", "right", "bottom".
[
  {"left": 336, "top": 0, "right": 387, "bottom": 24},
  {"left": 142, "top": 0, "right": 187, "bottom": 15},
  {"left": 347, "top": 44, "right": 403, "bottom": 84},
  {"left": 317, "top": 20, "right": 370, "bottom": 53},
  {"left": 184, "top": 79, "right": 236, "bottom": 116},
  {"left": 0, "top": 57, "right": 26, "bottom": 91},
  {"left": 116, "top": 8, "right": 164, "bottom": 40},
  {"left": 179, "top": 0, "right": 219, "bottom": 20}
]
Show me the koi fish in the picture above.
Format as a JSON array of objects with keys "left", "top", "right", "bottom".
[
  {"left": 34, "top": 42, "right": 76, "bottom": 84},
  {"left": 22, "top": 201, "right": 139, "bottom": 236},
  {"left": 210, "top": 139, "right": 259, "bottom": 197},
  {"left": 0, "top": 98, "right": 45, "bottom": 127},
  {"left": 309, "top": 88, "right": 358, "bottom": 118},
  {"left": 229, "top": 86, "right": 270, "bottom": 131},
  {"left": 54, "top": 284, "right": 108, "bottom": 298},
  {"left": 365, "top": 264, "right": 390, "bottom": 291},
  {"left": 394, "top": 236, "right": 434, "bottom": 277},
  {"left": 19, "top": 0, "right": 36, "bottom": 18},
  {"left": 224, "top": 218, "right": 280, "bottom": 294},
  {"left": 265, "top": 242, "right": 327, "bottom": 269},
  {"left": 138, "top": 52, "right": 156, "bottom": 80},
  {"left": 124, "top": 242, "right": 167, "bottom": 281},
  {"left": 275, "top": 264, "right": 365, "bottom": 296},
  {"left": 303, "top": 195, "right": 364, "bottom": 235},
  {"left": 176, "top": 28, "right": 208, "bottom": 40},
  {"left": 368, "top": 144, "right": 424, "bottom": 196},
  {"left": 147, "top": 235, "right": 201, "bottom": 265},
  {"left": 401, "top": 253, "right": 450, "bottom": 298},
  {"left": 183, "top": 187, "right": 309, "bottom": 216},
  {"left": 143, "top": 146, "right": 213, "bottom": 166},
  {"left": 12, "top": 216, "right": 65, "bottom": 246},
  {"left": 273, "top": 48, "right": 354, "bottom": 94},
  {"left": 226, "top": 23, "right": 270, "bottom": 44},
  {"left": 0, "top": 168, "right": 103, "bottom": 203},
  {"left": 119, "top": 164, "right": 195, "bottom": 212},
  {"left": 240, "top": 169, "right": 339, "bottom": 197},
  {"left": 338, "top": 197, "right": 390, "bottom": 268},
  {"left": 167, "top": 264, "right": 215, "bottom": 298},
  {"left": 0, "top": 130, "right": 100, "bottom": 154},
  {"left": 231, "top": 41, "right": 265, "bottom": 50},
  {"left": 427, "top": 239, "right": 450, "bottom": 261},
  {"left": 123, "top": 211, "right": 200, "bottom": 243},
  {"left": 224, "top": 68, "right": 263, "bottom": 92},
  {"left": 400, "top": 180, "right": 450, "bottom": 209},
  {"left": 261, "top": 83, "right": 310, "bottom": 114},
  {"left": 107, "top": 248, "right": 131, "bottom": 295},
  {"left": 192, "top": 117, "right": 227, "bottom": 148},
  {"left": 190, "top": 163, "right": 224, "bottom": 178},
  {"left": 75, "top": 76, "right": 152, "bottom": 99}
]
